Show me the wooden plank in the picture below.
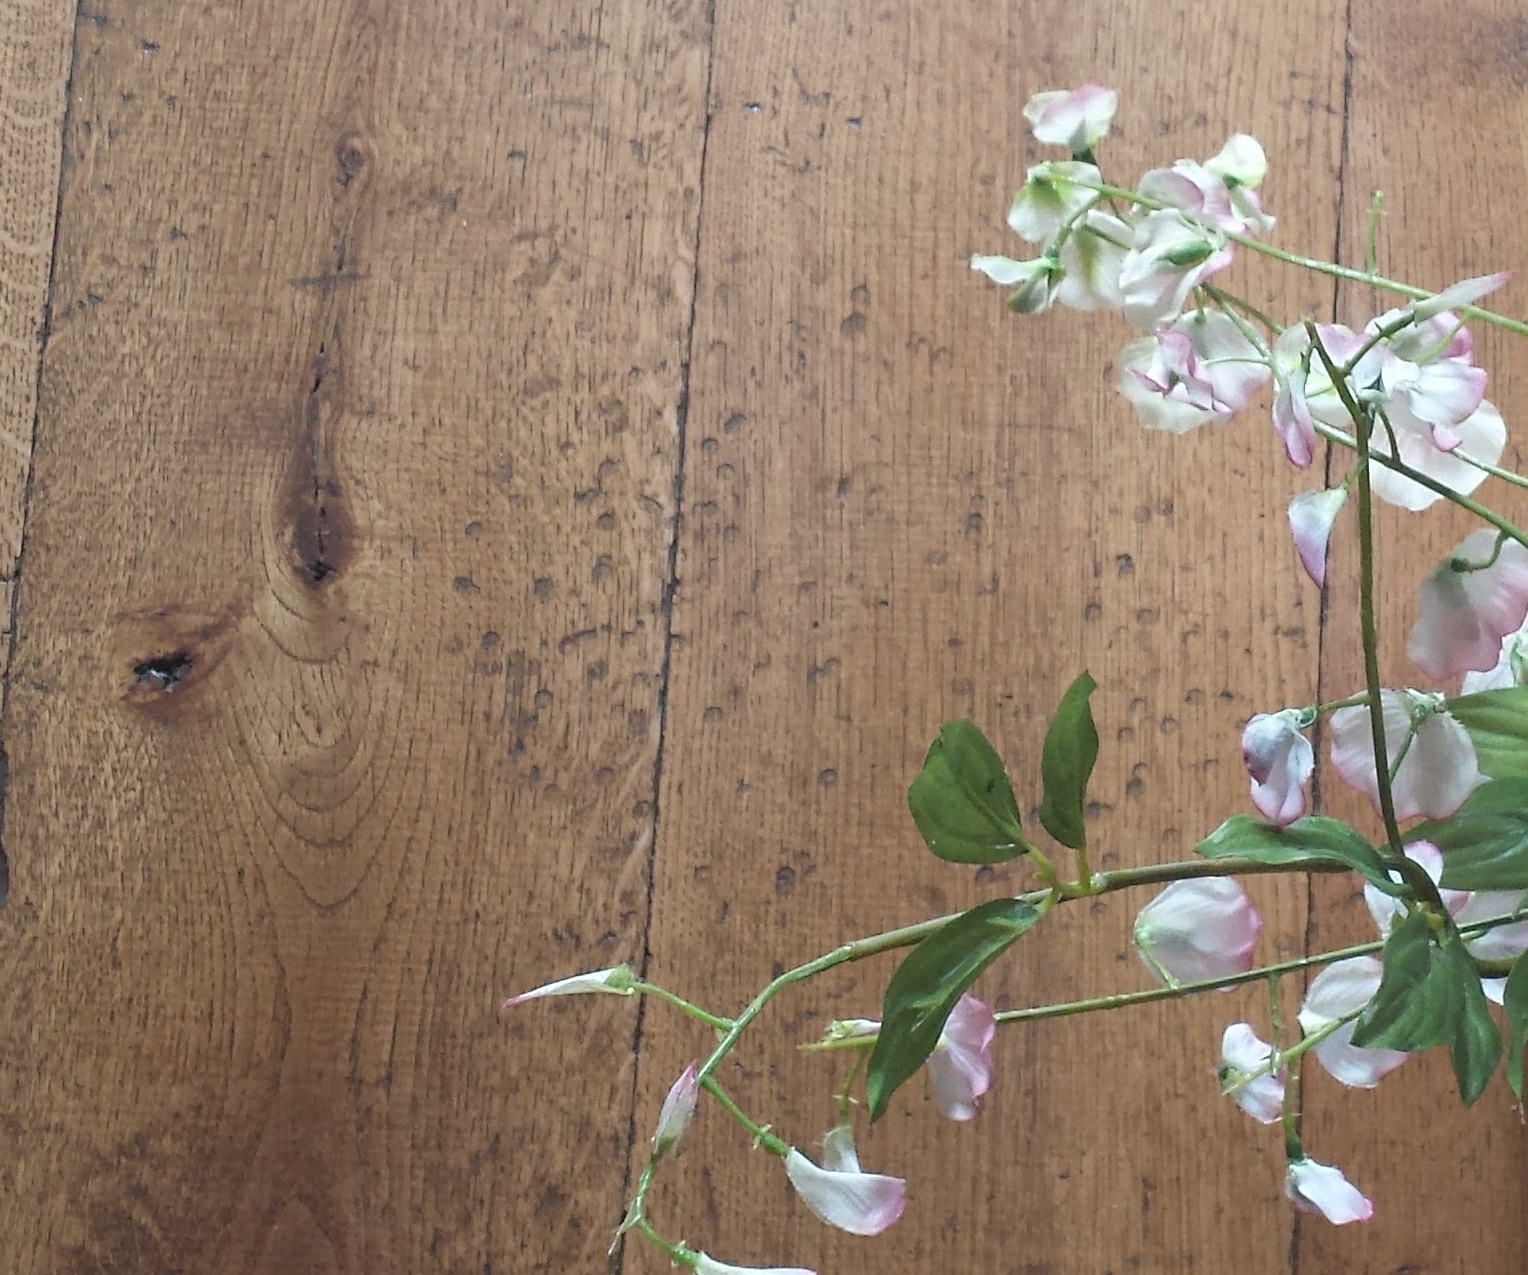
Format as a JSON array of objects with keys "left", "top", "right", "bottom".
[
  {"left": 637, "top": 5, "right": 1344, "bottom": 1274},
  {"left": 0, "top": 3, "right": 710, "bottom": 1272},
  {"left": 1300, "top": 3, "right": 1528, "bottom": 1270}
]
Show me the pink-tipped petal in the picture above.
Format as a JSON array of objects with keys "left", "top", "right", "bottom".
[
  {"left": 927, "top": 995, "right": 996, "bottom": 1121},
  {"left": 1285, "top": 1158, "right": 1374, "bottom": 1224},
  {"left": 1218, "top": 1023, "right": 1286, "bottom": 1124},
  {"left": 1298, "top": 957, "right": 1408, "bottom": 1088},
  {"left": 1408, "top": 530, "right": 1528, "bottom": 679},
  {"left": 1287, "top": 488, "right": 1346, "bottom": 588},
  {"left": 1023, "top": 85, "right": 1118, "bottom": 151},
  {"left": 1241, "top": 709, "right": 1315, "bottom": 826},
  {"left": 785, "top": 1130, "right": 906, "bottom": 1236},
  {"left": 1134, "top": 877, "right": 1262, "bottom": 985}
]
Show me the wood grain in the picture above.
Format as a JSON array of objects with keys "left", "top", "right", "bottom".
[
  {"left": 637, "top": 5, "right": 1346, "bottom": 1274},
  {"left": 0, "top": 2, "right": 709, "bottom": 1272},
  {"left": 1300, "top": 3, "right": 1528, "bottom": 1271}
]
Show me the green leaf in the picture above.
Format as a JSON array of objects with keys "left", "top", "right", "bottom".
[
  {"left": 1443, "top": 930, "right": 1502, "bottom": 1106},
  {"left": 1038, "top": 671, "right": 1100, "bottom": 851},
  {"left": 1410, "top": 779, "right": 1528, "bottom": 891},
  {"left": 866, "top": 897, "right": 1042, "bottom": 1120},
  {"left": 1449, "top": 687, "right": 1528, "bottom": 781},
  {"left": 1350, "top": 912, "right": 1459, "bottom": 1052},
  {"left": 1195, "top": 814, "right": 1404, "bottom": 896},
  {"left": 907, "top": 721, "right": 1025, "bottom": 864},
  {"left": 1504, "top": 952, "right": 1528, "bottom": 1102}
]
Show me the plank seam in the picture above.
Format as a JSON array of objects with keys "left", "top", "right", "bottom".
[{"left": 611, "top": 2, "right": 719, "bottom": 1270}]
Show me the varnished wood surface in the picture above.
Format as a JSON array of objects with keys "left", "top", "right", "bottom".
[{"left": 0, "top": 1, "right": 1520, "bottom": 1272}]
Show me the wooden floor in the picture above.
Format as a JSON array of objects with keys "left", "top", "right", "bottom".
[{"left": 0, "top": 1, "right": 1524, "bottom": 1271}]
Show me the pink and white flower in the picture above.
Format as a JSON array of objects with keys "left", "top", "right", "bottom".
[
  {"left": 502, "top": 964, "right": 636, "bottom": 1007},
  {"left": 1287, "top": 488, "right": 1347, "bottom": 588},
  {"left": 1297, "top": 957, "right": 1408, "bottom": 1088},
  {"left": 1362, "top": 841, "right": 1467, "bottom": 937},
  {"left": 1217, "top": 1023, "right": 1285, "bottom": 1124},
  {"left": 1118, "top": 310, "right": 1269, "bottom": 434},
  {"left": 1139, "top": 138, "right": 1274, "bottom": 239},
  {"left": 1407, "top": 529, "right": 1528, "bottom": 679},
  {"left": 784, "top": 1125, "right": 906, "bottom": 1236},
  {"left": 1133, "top": 877, "right": 1262, "bottom": 985},
  {"left": 1007, "top": 161, "right": 1102, "bottom": 245},
  {"left": 1271, "top": 327, "right": 1318, "bottom": 467},
  {"left": 1117, "top": 209, "right": 1235, "bottom": 330},
  {"left": 1023, "top": 85, "right": 1118, "bottom": 152},
  {"left": 693, "top": 1253, "right": 815, "bottom": 1275},
  {"left": 652, "top": 1063, "right": 699, "bottom": 1158},
  {"left": 1284, "top": 1157, "right": 1374, "bottom": 1224},
  {"left": 1462, "top": 615, "right": 1528, "bottom": 692},
  {"left": 1329, "top": 690, "right": 1482, "bottom": 821},
  {"left": 1055, "top": 209, "right": 1131, "bottom": 311},
  {"left": 1241, "top": 708, "right": 1315, "bottom": 826}
]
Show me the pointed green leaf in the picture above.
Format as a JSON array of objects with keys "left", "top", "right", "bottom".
[
  {"left": 1443, "top": 930, "right": 1502, "bottom": 1106},
  {"left": 907, "top": 720, "right": 1025, "bottom": 864},
  {"left": 1195, "top": 814, "right": 1403, "bottom": 895},
  {"left": 1039, "top": 671, "right": 1099, "bottom": 850},
  {"left": 1409, "top": 779, "right": 1528, "bottom": 891},
  {"left": 1504, "top": 952, "right": 1528, "bottom": 1102},
  {"left": 866, "top": 897, "right": 1042, "bottom": 1120},
  {"left": 1449, "top": 687, "right": 1528, "bottom": 781},
  {"left": 1350, "top": 911, "right": 1459, "bottom": 1052}
]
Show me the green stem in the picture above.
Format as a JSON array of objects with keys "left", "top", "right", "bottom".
[
  {"left": 700, "top": 1075, "right": 789, "bottom": 1157},
  {"left": 632, "top": 981, "right": 735, "bottom": 1031},
  {"left": 1454, "top": 448, "right": 1528, "bottom": 493}
]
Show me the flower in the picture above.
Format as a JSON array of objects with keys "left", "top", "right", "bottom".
[
  {"left": 502, "top": 964, "right": 636, "bottom": 1007},
  {"left": 1007, "top": 160, "right": 1102, "bottom": 245},
  {"left": 821, "top": 994, "right": 995, "bottom": 1121},
  {"left": 1287, "top": 488, "right": 1347, "bottom": 587},
  {"left": 1284, "top": 1158, "right": 1374, "bottom": 1224},
  {"left": 1055, "top": 210, "right": 1131, "bottom": 311},
  {"left": 1117, "top": 310, "right": 1269, "bottom": 434},
  {"left": 1117, "top": 209, "right": 1235, "bottom": 329},
  {"left": 1407, "top": 529, "right": 1528, "bottom": 679},
  {"left": 1297, "top": 957, "right": 1408, "bottom": 1088},
  {"left": 693, "top": 1253, "right": 815, "bottom": 1275},
  {"left": 1023, "top": 85, "right": 1118, "bottom": 152},
  {"left": 1329, "top": 689, "right": 1482, "bottom": 821},
  {"left": 652, "top": 1063, "right": 699, "bottom": 1158},
  {"left": 1271, "top": 327, "right": 1318, "bottom": 467},
  {"left": 1133, "top": 877, "right": 1262, "bottom": 985},
  {"left": 1362, "top": 841, "right": 1466, "bottom": 937},
  {"left": 1241, "top": 708, "right": 1315, "bottom": 826},
  {"left": 970, "top": 253, "right": 1062, "bottom": 314},
  {"left": 1455, "top": 890, "right": 1528, "bottom": 1004},
  {"left": 1139, "top": 141, "right": 1274, "bottom": 239},
  {"left": 784, "top": 1125, "right": 906, "bottom": 1236},
  {"left": 1462, "top": 615, "right": 1528, "bottom": 692},
  {"left": 1217, "top": 1022, "right": 1285, "bottom": 1124}
]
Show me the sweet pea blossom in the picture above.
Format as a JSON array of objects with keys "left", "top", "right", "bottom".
[
  {"left": 1133, "top": 877, "right": 1262, "bottom": 985},
  {"left": 1407, "top": 529, "right": 1528, "bottom": 679},
  {"left": 784, "top": 1125, "right": 906, "bottom": 1236},
  {"left": 1362, "top": 841, "right": 1466, "bottom": 937},
  {"left": 1271, "top": 326, "right": 1318, "bottom": 467},
  {"left": 1462, "top": 615, "right": 1528, "bottom": 692},
  {"left": 1139, "top": 140, "right": 1274, "bottom": 239},
  {"left": 1284, "top": 1158, "right": 1374, "bottom": 1224},
  {"left": 1329, "top": 690, "right": 1482, "bottom": 821},
  {"left": 1456, "top": 890, "right": 1528, "bottom": 1005},
  {"left": 823, "top": 994, "right": 995, "bottom": 1121},
  {"left": 1117, "top": 209, "right": 1235, "bottom": 329},
  {"left": 1008, "top": 161, "right": 1102, "bottom": 245},
  {"left": 502, "top": 964, "right": 636, "bottom": 1007},
  {"left": 1217, "top": 1023, "right": 1285, "bottom": 1124},
  {"left": 693, "top": 1253, "right": 815, "bottom": 1275},
  {"left": 652, "top": 1063, "right": 699, "bottom": 1158},
  {"left": 1117, "top": 309, "right": 1270, "bottom": 434},
  {"left": 970, "top": 253, "right": 1062, "bottom": 314},
  {"left": 1023, "top": 85, "right": 1118, "bottom": 152},
  {"left": 1241, "top": 708, "right": 1315, "bottom": 826},
  {"left": 1297, "top": 957, "right": 1408, "bottom": 1088},
  {"left": 1287, "top": 487, "right": 1347, "bottom": 587}
]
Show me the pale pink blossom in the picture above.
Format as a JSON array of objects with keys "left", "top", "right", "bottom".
[
  {"left": 822, "top": 995, "right": 995, "bottom": 1122},
  {"left": 1284, "top": 1158, "right": 1374, "bottom": 1224},
  {"left": 1329, "top": 690, "right": 1482, "bottom": 821},
  {"left": 1272, "top": 327, "right": 1318, "bottom": 467},
  {"left": 1297, "top": 957, "right": 1408, "bottom": 1088},
  {"left": 1140, "top": 143, "right": 1273, "bottom": 238},
  {"left": 785, "top": 1125, "right": 905, "bottom": 1236},
  {"left": 1007, "top": 161, "right": 1101, "bottom": 245},
  {"left": 1287, "top": 488, "right": 1347, "bottom": 587},
  {"left": 1204, "top": 134, "right": 1275, "bottom": 236},
  {"left": 1117, "top": 310, "right": 1269, "bottom": 434},
  {"left": 1133, "top": 877, "right": 1262, "bottom": 985},
  {"left": 1241, "top": 708, "right": 1315, "bottom": 826},
  {"left": 1362, "top": 841, "right": 1467, "bottom": 936},
  {"left": 1023, "top": 85, "right": 1118, "bottom": 152},
  {"left": 502, "top": 964, "right": 635, "bottom": 1007},
  {"left": 1217, "top": 1023, "right": 1285, "bottom": 1124},
  {"left": 693, "top": 1253, "right": 815, "bottom": 1275},
  {"left": 1461, "top": 616, "right": 1528, "bottom": 692},
  {"left": 1117, "top": 209, "right": 1235, "bottom": 329},
  {"left": 652, "top": 1063, "right": 699, "bottom": 1158},
  {"left": 1408, "top": 529, "right": 1528, "bottom": 679}
]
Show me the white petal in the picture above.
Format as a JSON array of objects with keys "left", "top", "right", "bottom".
[
  {"left": 694, "top": 1253, "right": 817, "bottom": 1275},
  {"left": 1298, "top": 957, "right": 1408, "bottom": 1088},
  {"left": 785, "top": 1142, "right": 906, "bottom": 1237},
  {"left": 502, "top": 964, "right": 634, "bottom": 1006},
  {"left": 1285, "top": 1158, "right": 1374, "bottom": 1224},
  {"left": 1287, "top": 488, "right": 1346, "bottom": 587}
]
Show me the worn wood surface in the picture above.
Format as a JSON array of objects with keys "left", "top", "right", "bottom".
[{"left": 0, "top": 1, "right": 1522, "bottom": 1273}]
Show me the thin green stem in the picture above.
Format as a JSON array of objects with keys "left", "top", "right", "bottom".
[
  {"left": 1454, "top": 448, "right": 1528, "bottom": 493},
  {"left": 632, "top": 981, "right": 735, "bottom": 1031},
  {"left": 700, "top": 1075, "right": 789, "bottom": 1157}
]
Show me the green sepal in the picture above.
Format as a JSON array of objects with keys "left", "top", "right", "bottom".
[
  {"left": 1449, "top": 687, "right": 1528, "bottom": 781},
  {"left": 1504, "top": 952, "right": 1528, "bottom": 1102},
  {"left": 1408, "top": 778, "right": 1528, "bottom": 891},
  {"left": 1195, "top": 814, "right": 1403, "bottom": 896},
  {"left": 1350, "top": 911, "right": 1458, "bottom": 1052},
  {"left": 1038, "top": 671, "right": 1099, "bottom": 851},
  {"left": 866, "top": 897, "right": 1042, "bottom": 1120},
  {"left": 907, "top": 721, "right": 1025, "bottom": 864}
]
